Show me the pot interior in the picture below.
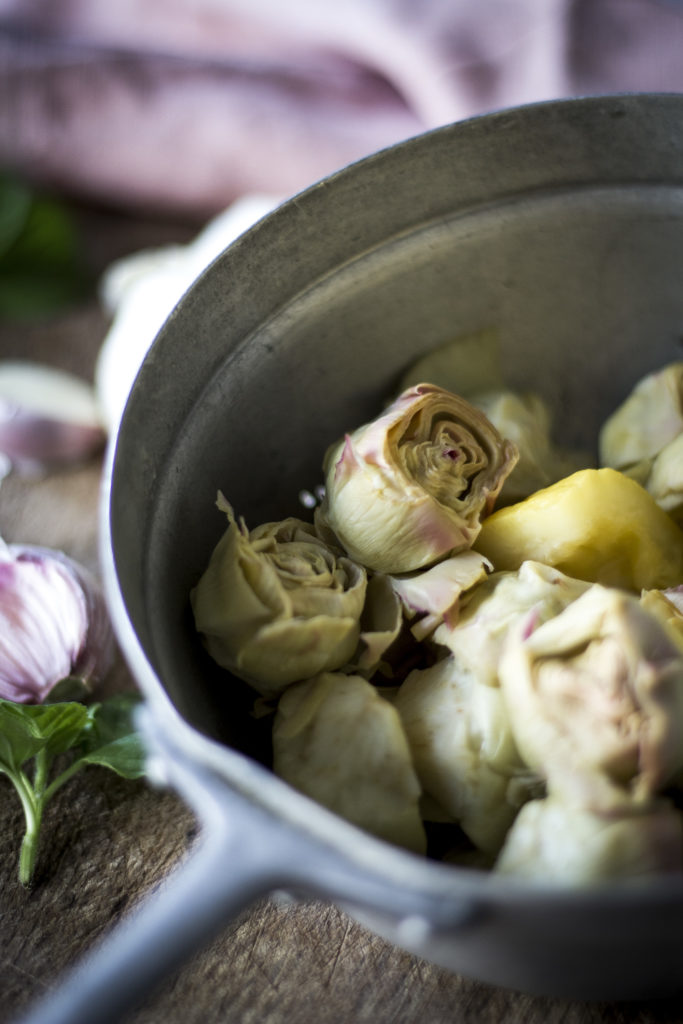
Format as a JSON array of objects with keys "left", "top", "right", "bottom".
[{"left": 109, "top": 94, "right": 683, "bottom": 753}]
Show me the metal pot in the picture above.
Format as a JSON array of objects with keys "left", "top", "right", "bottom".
[{"left": 21, "top": 93, "right": 683, "bottom": 1024}]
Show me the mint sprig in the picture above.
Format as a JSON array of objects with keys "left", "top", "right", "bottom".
[{"left": 0, "top": 695, "right": 146, "bottom": 885}]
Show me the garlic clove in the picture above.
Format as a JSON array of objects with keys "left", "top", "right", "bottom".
[
  {"left": 0, "top": 361, "right": 106, "bottom": 474},
  {"left": 0, "top": 540, "right": 115, "bottom": 703}
]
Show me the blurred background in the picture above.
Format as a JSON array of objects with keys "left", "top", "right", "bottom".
[{"left": 3, "top": 0, "right": 683, "bottom": 221}]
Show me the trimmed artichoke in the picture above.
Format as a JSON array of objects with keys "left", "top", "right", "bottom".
[
  {"left": 433, "top": 560, "right": 591, "bottom": 688},
  {"left": 471, "top": 390, "right": 591, "bottom": 504},
  {"left": 398, "top": 328, "right": 504, "bottom": 397},
  {"left": 191, "top": 496, "right": 368, "bottom": 697},
  {"left": 599, "top": 361, "right": 683, "bottom": 470},
  {"left": 475, "top": 468, "right": 683, "bottom": 591},
  {"left": 642, "top": 432, "right": 683, "bottom": 524},
  {"left": 317, "top": 383, "right": 518, "bottom": 574},
  {"left": 499, "top": 585, "right": 683, "bottom": 812},
  {"left": 495, "top": 796, "right": 683, "bottom": 884},
  {"left": 272, "top": 671, "right": 426, "bottom": 853},
  {"left": 600, "top": 363, "right": 683, "bottom": 520},
  {"left": 394, "top": 656, "right": 535, "bottom": 853},
  {"left": 640, "top": 587, "right": 683, "bottom": 654}
]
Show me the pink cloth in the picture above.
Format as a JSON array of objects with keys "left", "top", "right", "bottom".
[{"left": 1, "top": 0, "right": 683, "bottom": 215}]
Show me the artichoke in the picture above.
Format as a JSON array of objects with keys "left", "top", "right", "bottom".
[
  {"left": 495, "top": 796, "right": 683, "bottom": 884},
  {"left": 471, "top": 390, "right": 590, "bottom": 505},
  {"left": 318, "top": 383, "right": 518, "bottom": 574},
  {"left": 191, "top": 496, "right": 368, "bottom": 697},
  {"left": 394, "top": 656, "right": 535, "bottom": 853},
  {"left": 387, "top": 549, "right": 492, "bottom": 641},
  {"left": 433, "top": 560, "right": 591, "bottom": 688},
  {"left": 640, "top": 587, "right": 683, "bottom": 654},
  {"left": 642, "top": 432, "right": 683, "bottom": 524},
  {"left": 599, "top": 361, "right": 683, "bottom": 470},
  {"left": 273, "top": 671, "right": 426, "bottom": 853},
  {"left": 599, "top": 363, "right": 683, "bottom": 520},
  {"left": 475, "top": 468, "right": 683, "bottom": 591},
  {"left": 499, "top": 585, "right": 683, "bottom": 812}
]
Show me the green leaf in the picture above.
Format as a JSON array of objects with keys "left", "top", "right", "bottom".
[
  {"left": 0, "top": 699, "right": 88, "bottom": 771},
  {"left": 76, "top": 695, "right": 147, "bottom": 779},
  {"left": 44, "top": 676, "right": 94, "bottom": 704},
  {"left": 78, "top": 734, "right": 147, "bottom": 779},
  {"left": 0, "top": 693, "right": 147, "bottom": 885}
]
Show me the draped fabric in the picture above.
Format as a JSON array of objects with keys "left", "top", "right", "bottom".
[{"left": 1, "top": 0, "right": 682, "bottom": 214}]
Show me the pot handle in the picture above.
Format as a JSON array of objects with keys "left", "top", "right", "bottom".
[
  {"left": 15, "top": 746, "right": 292, "bottom": 1024},
  {"left": 16, "top": 707, "right": 477, "bottom": 1024}
]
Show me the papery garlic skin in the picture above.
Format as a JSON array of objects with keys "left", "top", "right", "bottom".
[
  {"left": 318, "top": 383, "right": 518, "bottom": 575},
  {"left": 0, "top": 361, "right": 106, "bottom": 474},
  {"left": 499, "top": 585, "right": 683, "bottom": 812},
  {"left": 273, "top": 672, "right": 426, "bottom": 854},
  {"left": 191, "top": 497, "right": 368, "bottom": 697},
  {"left": 433, "top": 560, "right": 591, "bottom": 689},
  {"left": 394, "top": 656, "right": 535, "bottom": 853},
  {"left": 0, "top": 542, "right": 115, "bottom": 702},
  {"left": 494, "top": 796, "right": 683, "bottom": 884}
]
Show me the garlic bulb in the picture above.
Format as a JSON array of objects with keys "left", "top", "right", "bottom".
[
  {"left": 0, "top": 540, "right": 115, "bottom": 702},
  {"left": 0, "top": 361, "right": 106, "bottom": 474}
]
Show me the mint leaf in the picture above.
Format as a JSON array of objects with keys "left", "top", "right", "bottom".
[
  {"left": 76, "top": 695, "right": 146, "bottom": 779},
  {"left": 0, "top": 699, "right": 87, "bottom": 771},
  {"left": 78, "top": 734, "right": 147, "bottom": 779},
  {"left": 0, "top": 694, "right": 147, "bottom": 885}
]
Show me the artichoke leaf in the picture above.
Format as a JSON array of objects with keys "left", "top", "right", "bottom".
[
  {"left": 273, "top": 672, "right": 426, "bottom": 854},
  {"left": 433, "top": 560, "right": 591, "bottom": 688},
  {"left": 394, "top": 656, "right": 535, "bottom": 853},
  {"left": 494, "top": 795, "right": 683, "bottom": 884},
  {"left": 499, "top": 585, "right": 683, "bottom": 811},
  {"left": 472, "top": 389, "right": 592, "bottom": 504},
  {"left": 599, "top": 361, "right": 683, "bottom": 470}
]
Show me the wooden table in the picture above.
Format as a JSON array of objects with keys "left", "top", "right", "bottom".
[{"left": 1, "top": 204, "right": 682, "bottom": 1024}]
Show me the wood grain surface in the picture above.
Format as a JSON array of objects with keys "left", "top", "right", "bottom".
[{"left": 2, "top": 206, "right": 683, "bottom": 1024}]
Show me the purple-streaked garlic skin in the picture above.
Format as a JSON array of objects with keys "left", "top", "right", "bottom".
[
  {"left": 0, "top": 542, "right": 115, "bottom": 703},
  {"left": 0, "top": 363, "right": 107, "bottom": 474},
  {"left": 0, "top": 399, "right": 106, "bottom": 473}
]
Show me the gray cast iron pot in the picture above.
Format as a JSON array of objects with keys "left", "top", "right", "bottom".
[{"left": 20, "top": 92, "right": 683, "bottom": 1024}]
